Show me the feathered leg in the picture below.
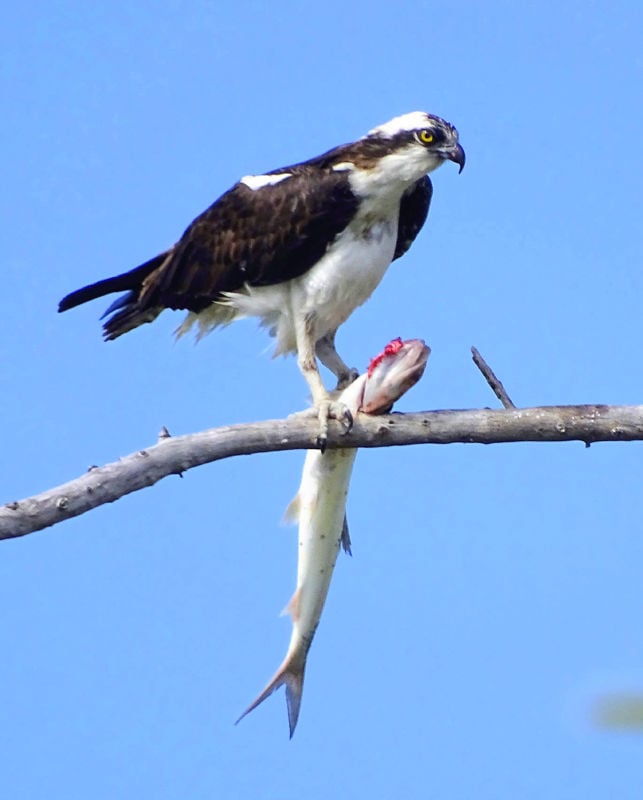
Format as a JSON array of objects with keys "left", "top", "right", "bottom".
[
  {"left": 315, "top": 330, "right": 359, "bottom": 390},
  {"left": 294, "top": 313, "right": 353, "bottom": 449}
]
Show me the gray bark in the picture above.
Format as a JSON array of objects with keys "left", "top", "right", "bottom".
[{"left": 2, "top": 403, "right": 642, "bottom": 541}]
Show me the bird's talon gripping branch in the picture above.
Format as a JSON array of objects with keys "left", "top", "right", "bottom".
[
  {"left": 315, "top": 400, "right": 353, "bottom": 451},
  {"left": 340, "top": 405, "right": 354, "bottom": 432},
  {"left": 315, "top": 402, "right": 330, "bottom": 451}
]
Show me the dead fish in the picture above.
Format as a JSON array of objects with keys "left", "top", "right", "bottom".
[{"left": 236, "top": 338, "right": 430, "bottom": 736}]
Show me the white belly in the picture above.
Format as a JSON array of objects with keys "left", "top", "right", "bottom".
[
  {"left": 226, "top": 218, "right": 398, "bottom": 355},
  {"left": 177, "top": 212, "right": 399, "bottom": 354},
  {"left": 295, "top": 219, "right": 397, "bottom": 335}
]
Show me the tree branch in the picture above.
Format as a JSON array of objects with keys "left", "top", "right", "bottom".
[
  {"left": 471, "top": 346, "right": 516, "bottom": 409},
  {"left": 2, "top": 403, "right": 642, "bottom": 541}
]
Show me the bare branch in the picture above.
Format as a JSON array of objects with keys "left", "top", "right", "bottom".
[
  {"left": 2, "top": 403, "right": 642, "bottom": 541},
  {"left": 471, "top": 346, "right": 516, "bottom": 408}
]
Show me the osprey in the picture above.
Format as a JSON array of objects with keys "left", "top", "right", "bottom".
[{"left": 59, "top": 111, "right": 464, "bottom": 439}]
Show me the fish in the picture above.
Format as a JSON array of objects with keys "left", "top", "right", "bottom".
[{"left": 236, "top": 337, "right": 430, "bottom": 737}]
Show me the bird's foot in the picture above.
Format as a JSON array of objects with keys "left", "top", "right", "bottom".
[{"left": 315, "top": 398, "right": 353, "bottom": 452}]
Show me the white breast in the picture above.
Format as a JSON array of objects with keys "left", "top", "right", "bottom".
[
  {"left": 223, "top": 216, "right": 398, "bottom": 355},
  {"left": 293, "top": 219, "right": 398, "bottom": 336}
]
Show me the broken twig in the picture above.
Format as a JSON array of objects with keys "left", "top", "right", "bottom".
[{"left": 471, "top": 347, "right": 516, "bottom": 409}]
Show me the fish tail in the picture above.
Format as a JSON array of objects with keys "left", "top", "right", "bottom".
[{"left": 236, "top": 653, "right": 306, "bottom": 738}]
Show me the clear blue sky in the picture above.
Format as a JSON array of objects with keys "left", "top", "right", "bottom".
[{"left": 2, "top": 2, "right": 643, "bottom": 797}]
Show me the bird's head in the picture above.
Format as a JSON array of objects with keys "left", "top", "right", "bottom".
[{"left": 364, "top": 111, "right": 465, "bottom": 176}]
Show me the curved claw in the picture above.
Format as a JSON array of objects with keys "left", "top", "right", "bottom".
[
  {"left": 341, "top": 406, "right": 354, "bottom": 432},
  {"left": 315, "top": 400, "right": 353, "bottom": 452}
]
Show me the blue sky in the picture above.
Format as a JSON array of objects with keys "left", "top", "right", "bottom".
[{"left": 2, "top": 1, "right": 643, "bottom": 797}]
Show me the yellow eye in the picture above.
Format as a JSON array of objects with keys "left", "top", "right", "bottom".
[{"left": 417, "top": 129, "right": 434, "bottom": 144}]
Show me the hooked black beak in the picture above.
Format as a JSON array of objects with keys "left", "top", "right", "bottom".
[
  {"left": 445, "top": 143, "right": 465, "bottom": 173},
  {"left": 438, "top": 143, "right": 465, "bottom": 173}
]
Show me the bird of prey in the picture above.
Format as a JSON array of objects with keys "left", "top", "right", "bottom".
[{"left": 59, "top": 111, "right": 464, "bottom": 439}]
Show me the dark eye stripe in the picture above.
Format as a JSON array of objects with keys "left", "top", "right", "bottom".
[
  {"left": 426, "top": 129, "right": 446, "bottom": 145},
  {"left": 363, "top": 124, "right": 449, "bottom": 154}
]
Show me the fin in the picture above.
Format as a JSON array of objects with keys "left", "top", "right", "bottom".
[
  {"left": 281, "top": 587, "right": 301, "bottom": 621},
  {"left": 340, "top": 514, "right": 352, "bottom": 555},
  {"left": 283, "top": 493, "right": 300, "bottom": 524},
  {"left": 236, "top": 657, "right": 306, "bottom": 738}
]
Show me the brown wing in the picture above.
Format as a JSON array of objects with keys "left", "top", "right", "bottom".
[
  {"left": 140, "top": 169, "right": 359, "bottom": 310},
  {"left": 59, "top": 167, "right": 360, "bottom": 339},
  {"left": 393, "top": 176, "right": 433, "bottom": 260}
]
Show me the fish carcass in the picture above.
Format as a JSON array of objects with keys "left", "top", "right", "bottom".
[{"left": 237, "top": 337, "right": 430, "bottom": 736}]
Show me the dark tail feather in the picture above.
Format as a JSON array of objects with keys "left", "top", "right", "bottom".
[
  {"left": 58, "top": 251, "right": 171, "bottom": 339},
  {"left": 100, "top": 291, "right": 136, "bottom": 320},
  {"left": 58, "top": 253, "right": 167, "bottom": 313},
  {"left": 101, "top": 302, "right": 163, "bottom": 341},
  {"left": 235, "top": 655, "right": 306, "bottom": 739},
  {"left": 58, "top": 270, "right": 137, "bottom": 312}
]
